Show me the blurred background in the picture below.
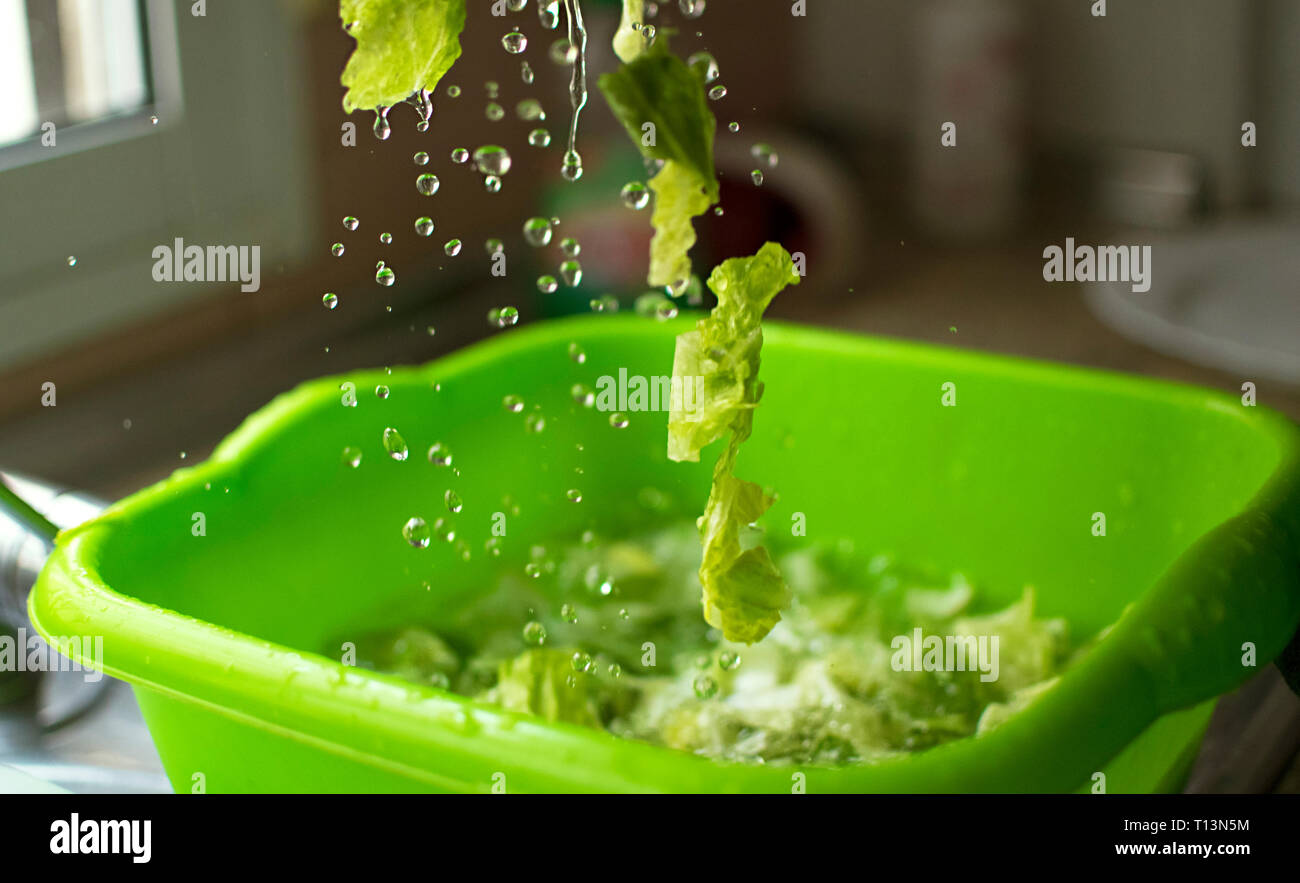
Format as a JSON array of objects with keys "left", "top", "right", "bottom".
[{"left": 0, "top": 0, "right": 1296, "bottom": 791}]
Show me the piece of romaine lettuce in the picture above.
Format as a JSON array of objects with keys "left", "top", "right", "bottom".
[
  {"left": 597, "top": 41, "right": 718, "bottom": 287},
  {"left": 612, "top": 0, "right": 646, "bottom": 64},
  {"left": 669, "top": 243, "right": 801, "bottom": 643},
  {"left": 485, "top": 648, "right": 602, "bottom": 728},
  {"left": 340, "top": 0, "right": 466, "bottom": 113}
]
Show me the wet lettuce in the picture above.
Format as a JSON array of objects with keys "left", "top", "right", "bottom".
[
  {"left": 339, "top": 0, "right": 466, "bottom": 113},
  {"left": 486, "top": 648, "right": 602, "bottom": 728},
  {"left": 669, "top": 243, "right": 801, "bottom": 643},
  {"left": 612, "top": 0, "right": 646, "bottom": 64},
  {"left": 597, "top": 41, "right": 718, "bottom": 288}
]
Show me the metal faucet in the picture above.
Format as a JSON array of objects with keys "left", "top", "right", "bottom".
[{"left": 0, "top": 472, "right": 104, "bottom": 630}]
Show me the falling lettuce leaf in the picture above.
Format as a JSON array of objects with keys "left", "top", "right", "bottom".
[
  {"left": 647, "top": 161, "right": 713, "bottom": 290},
  {"left": 612, "top": 0, "right": 646, "bottom": 64},
  {"left": 668, "top": 241, "right": 801, "bottom": 462},
  {"left": 597, "top": 41, "right": 718, "bottom": 287},
  {"left": 339, "top": 0, "right": 466, "bottom": 113},
  {"left": 669, "top": 243, "right": 801, "bottom": 643}
]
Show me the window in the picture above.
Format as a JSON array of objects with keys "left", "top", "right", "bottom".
[
  {"left": 0, "top": 0, "right": 159, "bottom": 160},
  {"left": 0, "top": 0, "right": 315, "bottom": 370}
]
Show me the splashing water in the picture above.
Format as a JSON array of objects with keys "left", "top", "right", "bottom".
[
  {"left": 538, "top": 0, "right": 560, "bottom": 29},
  {"left": 373, "top": 106, "right": 391, "bottom": 140},
  {"left": 559, "top": 0, "right": 588, "bottom": 182}
]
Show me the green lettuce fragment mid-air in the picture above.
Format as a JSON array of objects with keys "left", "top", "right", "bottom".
[
  {"left": 339, "top": 0, "right": 466, "bottom": 113},
  {"left": 648, "top": 161, "right": 713, "bottom": 291},
  {"left": 597, "top": 41, "right": 718, "bottom": 288},
  {"left": 669, "top": 242, "right": 801, "bottom": 643},
  {"left": 613, "top": 0, "right": 646, "bottom": 64}
]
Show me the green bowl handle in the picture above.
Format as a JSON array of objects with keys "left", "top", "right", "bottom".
[{"left": 1123, "top": 478, "right": 1300, "bottom": 712}]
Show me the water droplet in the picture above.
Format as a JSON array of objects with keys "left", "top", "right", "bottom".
[
  {"left": 570, "top": 651, "right": 593, "bottom": 673},
  {"left": 693, "top": 675, "right": 719, "bottom": 699},
  {"left": 416, "top": 173, "right": 441, "bottom": 196},
  {"left": 444, "top": 489, "right": 464, "bottom": 514},
  {"left": 538, "top": 0, "right": 560, "bottom": 29},
  {"left": 561, "top": 603, "right": 579, "bottom": 624},
  {"left": 567, "top": 342, "right": 586, "bottom": 363},
  {"left": 380, "top": 232, "right": 393, "bottom": 244},
  {"left": 751, "top": 142, "right": 779, "bottom": 169},
  {"left": 375, "top": 265, "right": 396, "bottom": 286},
  {"left": 522, "top": 217, "right": 553, "bottom": 247},
  {"left": 489, "top": 306, "right": 520, "bottom": 327},
  {"left": 331, "top": 243, "right": 345, "bottom": 257},
  {"left": 407, "top": 88, "right": 433, "bottom": 131},
  {"left": 708, "top": 84, "right": 727, "bottom": 101},
  {"left": 446, "top": 84, "right": 461, "bottom": 98},
  {"left": 728, "top": 121, "right": 740, "bottom": 133},
  {"left": 485, "top": 237, "right": 504, "bottom": 254},
  {"left": 516, "top": 98, "right": 546, "bottom": 121},
  {"left": 560, "top": 149, "right": 583, "bottom": 181},
  {"left": 635, "top": 291, "right": 678, "bottom": 320},
  {"left": 751, "top": 168, "right": 764, "bottom": 186},
  {"left": 403, "top": 517, "right": 431, "bottom": 548},
  {"left": 444, "top": 239, "right": 462, "bottom": 256},
  {"left": 549, "top": 38, "right": 576, "bottom": 65},
  {"left": 641, "top": 24, "right": 657, "bottom": 46},
  {"left": 590, "top": 294, "right": 619, "bottom": 313},
  {"left": 503, "top": 394, "right": 525, "bottom": 412},
  {"left": 341, "top": 446, "right": 362, "bottom": 468},
  {"left": 536, "top": 275, "right": 558, "bottom": 294},
  {"left": 414, "top": 216, "right": 435, "bottom": 237},
  {"left": 149, "top": 114, "right": 159, "bottom": 125},
  {"left": 413, "top": 151, "right": 429, "bottom": 166},
  {"left": 680, "top": 0, "right": 706, "bottom": 18},
  {"left": 484, "top": 174, "right": 502, "bottom": 193},
  {"left": 383, "top": 427, "right": 409, "bottom": 461},
  {"left": 472, "top": 145, "right": 512, "bottom": 177},
  {"left": 525, "top": 561, "right": 543, "bottom": 579},
  {"left": 373, "top": 106, "right": 391, "bottom": 140},
  {"left": 558, "top": 259, "right": 582, "bottom": 287},
  {"left": 528, "top": 127, "right": 551, "bottom": 147},
  {"left": 521, "top": 60, "right": 535, "bottom": 84},
  {"left": 560, "top": 237, "right": 581, "bottom": 257},
  {"left": 65, "top": 255, "right": 77, "bottom": 267},
  {"left": 609, "top": 412, "right": 629, "bottom": 429},
  {"left": 719, "top": 651, "right": 741, "bottom": 671},
  {"left": 502, "top": 28, "right": 527, "bottom": 54},
  {"left": 427, "top": 442, "right": 453, "bottom": 467},
  {"left": 687, "top": 51, "right": 719, "bottom": 83},
  {"left": 375, "top": 384, "right": 390, "bottom": 400},
  {"left": 523, "top": 621, "right": 547, "bottom": 646},
  {"left": 714, "top": 206, "right": 724, "bottom": 216},
  {"left": 620, "top": 181, "right": 650, "bottom": 210},
  {"left": 322, "top": 292, "right": 338, "bottom": 310},
  {"left": 485, "top": 102, "right": 505, "bottom": 121},
  {"left": 451, "top": 147, "right": 469, "bottom": 163},
  {"left": 433, "top": 518, "right": 456, "bottom": 543},
  {"left": 571, "top": 384, "right": 594, "bottom": 407},
  {"left": 524, "top": 412, "right": 546, "bottom": 433},
  {"left": 343, "top": 215, "right": 359, "bottom": 230}
]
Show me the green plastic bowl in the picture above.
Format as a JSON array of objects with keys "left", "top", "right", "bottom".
[{"left": 29, "top": 315, "right": 1300, "bottom": 792}]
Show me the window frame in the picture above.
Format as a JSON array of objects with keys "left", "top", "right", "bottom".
[{"left": 0, "top": 0, "right": 316, "bottom": 370}]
